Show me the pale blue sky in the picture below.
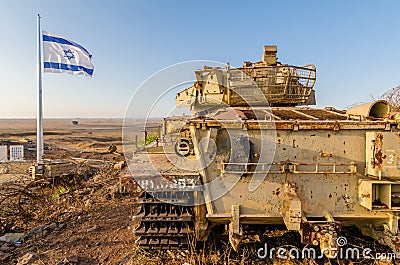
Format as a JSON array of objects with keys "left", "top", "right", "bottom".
[{"left": 1, "top": 1, "right": 400, "bottom": 118}]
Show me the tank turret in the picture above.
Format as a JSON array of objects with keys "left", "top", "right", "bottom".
[{"left": 176, "top": 46, "right": 317, "bottom": 115}]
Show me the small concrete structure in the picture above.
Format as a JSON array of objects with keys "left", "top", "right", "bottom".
[{"left": 0, "top": 143, "right": 25, "bottom": 162}]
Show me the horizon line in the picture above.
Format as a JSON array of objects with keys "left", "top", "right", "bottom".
[{"left": 0, "top": 117, "right": 164, "bottom": 120}]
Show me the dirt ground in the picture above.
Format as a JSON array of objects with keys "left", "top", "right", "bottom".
[{"left": 0, "top": 119, "right": 148, "bottom": 264}]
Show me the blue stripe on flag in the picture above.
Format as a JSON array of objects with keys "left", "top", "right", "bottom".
[
  {"left": 44, "top": 62, "right": 94, "bottom": 76},
  {"left": 42, "top": 34, "right": 91, "bottom": 56}
]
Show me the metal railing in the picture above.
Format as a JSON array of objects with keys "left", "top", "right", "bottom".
[
  {"left": 231, "top": 64, "right": 316, "bottom": 106},
  {"left": 221, "top": 161, "right": 357, "bottom": 175}
]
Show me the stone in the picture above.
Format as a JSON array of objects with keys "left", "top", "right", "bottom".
[
  {"left": 42, "top": 230, "right": 49, "bottom": 237},
  {"left": 0, "top": 233, "right": 25, "bottom": 243},
  {"left": 0, "top": 166, "right": 8, "bottom": 174},
  {"left": 46, "top": 222, "right": 57, "bottom": 230},
  {"left": 86, "top": 226, "right": 98, "bottom": 232},
  {"left": 28, "top": 225, "right": 45, "bottom": 237},
  {"left": 84, "top": 200, "right": 92, "bottom": 208},
  {"left": 0, "top": 250, "right": 12, "bottom": 261},
  {"left": 114, "top": 161, "right": 126, "bottom": 170},
  {"left": 16, "top": 252, "right": 37, "bottom": 265},
  {"left": 66, "top": 255, "right": 79, "bottom": 263},
  {"left": 1, "top": 243, "right": 14, "bottom": 251}
]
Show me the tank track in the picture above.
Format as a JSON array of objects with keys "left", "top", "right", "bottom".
[{"left": 134, "top": 190, "right": 196, "bottom": 250}]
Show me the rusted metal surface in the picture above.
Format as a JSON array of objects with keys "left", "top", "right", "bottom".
[
  {"left": 135, "top": 109, "right": 400, "bottom": 252},
  {"left": 301, "top": 218, "right": 341, "bottom": 258},
  {"left": 283, "top": 183, "right": 302, "bottom": 231},
  {"left": 185, "top": 110, "right": 400, "bottom": 254},
  {"left": 176, "top": 46, "right": 316, "bottom": 112},
  {"left": 132, "top": 45, "right": 400, "bottom": 256},
  {"left": 366, "top": 132, "right": 400, "bottom": 178},
  {"left": 298, "top": 108, "right": 348, "bottom": 120},
  {"left": 129, "top": 152, "right": 202, "bottom": 249},
  {"left": 163, "top": 107, "right": 400, "bottom": 252},
  {"left": 213, "top": 106, "right": 392, "bottom": 123},
  {"left": 118, "top": 175, "right": 139, "bottom": 193},
  {"left": 29, "top": 160, "right": 82, "bottom": 181}
]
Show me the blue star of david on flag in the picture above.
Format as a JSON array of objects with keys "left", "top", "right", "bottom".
[{"left": 63, "top": 49, "right": 75, "bottom": 60}]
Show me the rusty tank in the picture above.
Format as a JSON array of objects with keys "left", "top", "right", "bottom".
[{"left": 130, "top": 46, "right": 400, "bottom": 257}]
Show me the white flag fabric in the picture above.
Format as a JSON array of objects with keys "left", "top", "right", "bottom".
[{"left": 42, "top": 31, "right": 94, "bottom": 76}]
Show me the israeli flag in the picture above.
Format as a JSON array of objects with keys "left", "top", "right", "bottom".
[{"left": 42, "top": 31, "right": 94, "bottom": 76}]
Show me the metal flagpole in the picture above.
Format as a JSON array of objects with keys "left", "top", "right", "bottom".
[{"left": 37, "top": 14, "right": 43, "bottom": 162}]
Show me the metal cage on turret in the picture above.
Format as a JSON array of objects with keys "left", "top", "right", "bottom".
[{"left": 230, "top": 64, "right": 316, "bottom": 106}]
